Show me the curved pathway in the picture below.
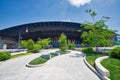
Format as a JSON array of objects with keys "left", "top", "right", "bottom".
[{"left": 0, "top": 49, "right": 101, "bottom": 80}]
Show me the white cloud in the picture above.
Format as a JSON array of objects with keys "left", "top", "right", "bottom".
[{"left": 67, "top": 0, "right": 91, "bottom": 7}]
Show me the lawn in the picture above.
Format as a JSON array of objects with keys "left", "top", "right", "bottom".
[
  {"left": 86, "top": 53, "right": 102, "bottom": 67},
  {"left": 11, "top": 52, "right": 33, "bottom": 59},
  {"left": 101, "top": 58, "right": 120, "bottom": 80},
  {"left": 29, "top": 57, "right": 48, "bottom": 65}
]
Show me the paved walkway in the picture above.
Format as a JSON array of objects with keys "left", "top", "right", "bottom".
[{"left": 0, "top": 49, "right": 101, "bottom": 80}]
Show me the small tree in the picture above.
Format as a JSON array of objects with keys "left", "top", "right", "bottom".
[
  {"left": 59, "top": 33, "right": 68, "bottom": 51},
  {"left": 37, "top": 38, "right": 51, "bottom": 48},
  {"left": 20, "top": 40, "right": 28, "bottom": 48},
  {"left": 68, "top": 40, "right": 75, "bottom": 49},
  {"left": 42, "top": 38, "right": 51, "bottom": 48},
  {"left": 27, "top": 39, "right": 34, "bottom": 51},
  {"left": 33, "top": 43, "right": 42, "bottom": 53}
]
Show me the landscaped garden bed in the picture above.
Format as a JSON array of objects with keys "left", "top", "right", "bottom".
[
  {"left": 82, "top": 47, "right": 120, "bottom": 80},
  {"left": 101, "top": 58, "right": 120, "bottom": 80},
  {"left": 27, "top": 50, "right": 70, "bottom": 67},
  {"left": 29, "top": 56, "right": 48, "bottom": 65},
  {"left": 86, "top": 53, "right": 102, "bottom": 67}
]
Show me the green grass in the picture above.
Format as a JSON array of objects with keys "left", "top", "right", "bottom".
[
  {"left": 86, "top": 53, "right": 102, "bottom": 67},
  {"left": 50, "top": 53, "right": 57, "bottom": 58},
  {"left": 11, "top": 52, "right": 33, "bottom": 59},
  {"left": 29, "top": 57, "right": 48, "bottom": 65},
  {"left": 101, "top": 58, "right": 120, "bottom": 80},
  {"left": 56, "top": 50, "right": 70, "bottom": 55},
  {"left": 28, "top": 50, "right": 70, "bottom": 65}
]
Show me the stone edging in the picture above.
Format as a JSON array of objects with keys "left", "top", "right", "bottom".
[
  {"left": 26, "top": 62, "right": 46, "bottom": 67},
  {"left": 95, "top": 56, "right": 110, "bottom": 80},
  {"left": 83, "top": 55, "right": 110, "bottom": 80}
]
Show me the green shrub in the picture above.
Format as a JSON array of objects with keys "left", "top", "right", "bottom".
[
  {"left": 109, "top": 47, "right": 120, "bottom": 59},
  {"left": 59, "top": 33, "right": 68, "bottom": 51},
  {"left": 68, "top": 41, "right": 75, "bottom": 49},
  {"left": 37, "top": 38, "right": 51, "bottom": 48},
  {"left": 27, "top": 39, "right": 34, "bottom": 51},
  {"left": 82, "top": 47, "right": 94, "bottom": 54},
  {"left": 32, "top": 44, "right": 42, "bottom": 53},
  {"left": 0, "top": 52, "right": 11, "bottom": 61},
  {"left": 20, "top": 40, "right": 28, "bottom": 48}
]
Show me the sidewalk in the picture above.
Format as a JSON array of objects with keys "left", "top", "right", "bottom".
[{"left": 0, "top": 49, "right": 101, "bottom": 80}]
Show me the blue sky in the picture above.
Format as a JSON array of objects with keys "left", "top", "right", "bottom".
[{"left": 0, "top": 0, "right": 120, "bottom": 34}]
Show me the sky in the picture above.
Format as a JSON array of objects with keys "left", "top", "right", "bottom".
[{"left": 0, "top": 0, "right": 120, "bottom": 34}]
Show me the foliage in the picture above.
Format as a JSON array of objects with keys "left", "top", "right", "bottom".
[
  {"left": 29, "top": 57, "right": 48, "bottom": 65},
  {"left": 101, "top": 58, "right": 120, "bottom": 80},
  {"left": 86, "top": 53, "right": 102, "bottom": 67},
  {"left": 11, "top": 52, "right": 32, "bottom": 59},
  {"left": 37, "top": 38, "right": 51, "bottom": 48},
  {"left": 109, "top": 47, "right": 120, "bottom": 59},
  {"left": 0, "top": 52, "right": 11, "bottom": 61},
  {"left": 59, "top": 33, "right": 68, "bottom": 51},
  {"left": 68, "top": 41, "right": 75, "bottom": 49},
  {"left": 114, "top": 41, "right": 120, "bottom": 45},
  {"left": 20, "top": 40, "right": 28, "bottom": 48},
  {"left": 82, "top": 47, "right": 94, "bottom": 54},
  {"left": 32, "top": 43, "right": 42, "bottom": 53},
  {"left": 27, "top": 39, "right": 35, "bottom": 51},
  {"left": 81, "top": 9, "right": 116, "bottom": 51},
  {"left": 20, "top": 38, "right": 51, "bottom": 53}
]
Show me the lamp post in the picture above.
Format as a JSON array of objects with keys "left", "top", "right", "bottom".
[{"left": 18, "top": 27, "right": 28, "bottom": 49}]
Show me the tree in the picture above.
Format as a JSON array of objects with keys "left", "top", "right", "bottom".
[
  {"left": 20, "top": 40, "right": 28, "bottom": 48},
  {"left": 68, "top": 40, "right": 75, "bottom": 49},
  {"left": 81, "top": 9, "right": 116, "bottom": 52},
  {"left": 37, "top": 38, "right": 51, "bottom": 48},
  {"left": 33, "top": 43, "right": 42, "bottom": 53},
  {"left": 59, "top": 33, "right": 68, "bottom": 51},
  {"left": 27, "top": 39, "right": 34, "bottom": 51}
]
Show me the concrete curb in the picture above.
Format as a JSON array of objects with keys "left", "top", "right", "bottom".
[
  {"left": 83, "top": 55, "right": 110, "bottom": 80},
  {"left": 26, "top": 62, "right": 46, "bottom": 67},
  {"left": 83, "top": 56, "right": 104, "bottom": 80},
  {"left": 95, "top": 56, "right": 110, "bottom": 80}
]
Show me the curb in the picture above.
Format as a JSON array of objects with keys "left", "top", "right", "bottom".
[
  {"left": 95, "top": 56, "right": 110, "bottom": 80},
  {"left": 26, "top": 62, "right": 46, "bottom": 67},
  {"left": 83, "top": 55, "right": 110, "bottom": 80},
  {"left": 83, "top": 56, "right": 104, "bottom": 80}
]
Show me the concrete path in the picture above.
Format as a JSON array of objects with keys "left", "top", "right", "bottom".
[{"left": 0, "top": 49, "right": 101, "bottom": 80}]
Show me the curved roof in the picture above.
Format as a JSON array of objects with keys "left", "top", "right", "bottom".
[{"left": 0, "top": 21, "right": 83, "bottom": 41}]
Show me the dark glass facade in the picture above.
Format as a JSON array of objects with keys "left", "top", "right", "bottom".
[{"left": 0, "top": 21, "right": 84, "bottom": 47}]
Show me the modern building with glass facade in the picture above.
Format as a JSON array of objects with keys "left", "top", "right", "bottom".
[{"left": 0, "top": 21, "right": 84, "bottom": 49}]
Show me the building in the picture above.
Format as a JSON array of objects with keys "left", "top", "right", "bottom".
[
  {"left": 0, "top": 21, "right": 84, "bottom": 49},
  {"left": 114, "top": 36, "right": 120, "bottom": 45}
]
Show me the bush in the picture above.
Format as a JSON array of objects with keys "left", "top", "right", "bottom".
[
  {"left": 37, "top": 38, "right": 51, "bottom": 48},
  {"left": 82, "top": 47, "right": 94, "bottom": 54},
  {"left": 68, "top": 41, "right": 75, "bottom": 49},
  {"left": 20, "top": 40, "right": 28, "bottom": 48},
  {"left": 109, "top": 47, "right": 120, "bottom": 59},
  {"left": 27, "top": 39, "right": 34, "bottom": 51},
  {"left": 32, "top": 44, "right": 42, "bottom": 53},
  {"left": 59, "top": 33, "right": 68, "bottom": 51},
  {"left": 0, "top": 52, "right": 11, "bottom": 61}
]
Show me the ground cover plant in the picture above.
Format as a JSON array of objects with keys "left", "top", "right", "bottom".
[{"left": 101, "top": 58, "right": 120, "bottom": 80}]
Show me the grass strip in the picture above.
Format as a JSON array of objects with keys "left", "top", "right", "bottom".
[
  {"left": 86, "top": 53, "right": 102, "bottom": 67},
  {"left": 101, "top": 58, "right": 120, "bottom": 80},
  {"left": 29, "top": 57, "right": 48, "bottom": 65},
  {"left": 11, "top": 52, "right": 33, "bottom": 59}
]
